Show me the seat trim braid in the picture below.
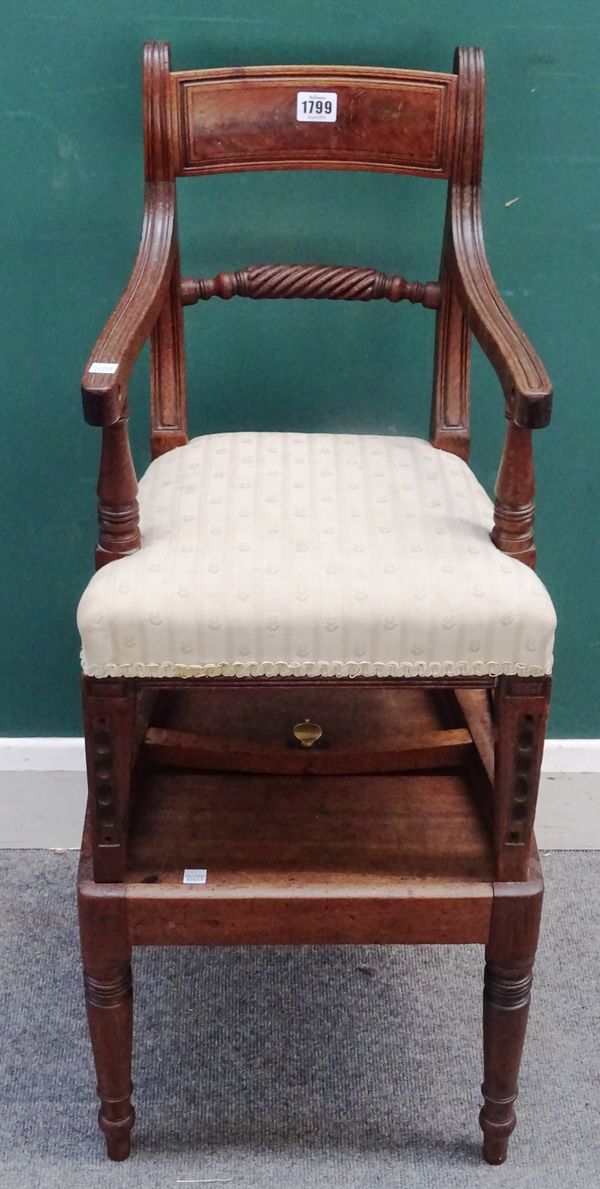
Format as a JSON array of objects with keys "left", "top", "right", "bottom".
[{"left": 80, "top": 658, "right": 552, "bottom": 680}]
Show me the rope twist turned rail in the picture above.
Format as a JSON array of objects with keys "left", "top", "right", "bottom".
[{"left": 180, "top": 263, "right": 441, "bottom": 308}]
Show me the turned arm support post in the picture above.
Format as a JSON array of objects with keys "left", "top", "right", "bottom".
[
  {"left": 95, "top": 405, "right": 140, "bottom": 569},
  {"left": 491, "top": 419, "right": 536, "bottom": 568}
]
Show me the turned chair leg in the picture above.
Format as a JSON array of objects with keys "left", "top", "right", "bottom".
[
  {"left": 480, "top": 958, "right": 534, "bottom": 1164},
  {"left": 83, "top": 957, "right": 135, "bottom": 1160},
  {"left": 479, "top": 857, "right": 543, "bottom": 1165}
]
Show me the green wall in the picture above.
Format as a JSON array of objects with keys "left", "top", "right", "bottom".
[{"left": 2, "top": 1, "right": 599, "bottom": 736}]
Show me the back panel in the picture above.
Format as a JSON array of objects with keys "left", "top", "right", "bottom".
[{"left": 171, "top": 66, "right": 457, "bottom": 178}]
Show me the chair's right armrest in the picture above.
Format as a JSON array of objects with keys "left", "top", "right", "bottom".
[
  {"left": 449, "top": 187, "right": 552, "bottom": 430},
  {"left": 81, "top": 183, "right": 175, "bottom": 427}
]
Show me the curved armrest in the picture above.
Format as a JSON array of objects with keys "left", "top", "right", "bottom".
[
  {"left": 81, "top": 182, "right": 175, "bottom": 426},
  {"left": 450, "top": 186, "right": 552, "bottom": 429}
]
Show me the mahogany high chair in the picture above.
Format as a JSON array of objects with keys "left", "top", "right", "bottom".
[{"left": 77, "top": 43, "right": 556, "bottom": 1165}]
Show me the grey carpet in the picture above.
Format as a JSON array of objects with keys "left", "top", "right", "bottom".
[{"left": 0, "top": 851, "right": 598, "bottom": 1189}]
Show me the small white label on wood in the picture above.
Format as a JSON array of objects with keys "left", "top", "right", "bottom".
[
  {"left": 89, "top": 361, "right": 118, "bottom": 375},
  {"left": 296, "top": 91, "right": 338, "bottom": 122},
  {"left": 183, "top": 868, "right": 207, "bottom": 884}
]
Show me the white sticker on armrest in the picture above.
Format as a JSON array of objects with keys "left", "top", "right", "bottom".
[
  {"left": 89, "top": 361, "right": 118, "bottom": 375},
  {"left": 296, "top": 91, "right": 338, "bottom": 122},
  {"left": 183, "top": 868, "right": 207, "bottom": 884}
]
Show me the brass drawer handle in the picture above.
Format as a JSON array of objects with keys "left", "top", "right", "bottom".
[{"left": 292, "top": 719, "right": 323, "bottom": 749}]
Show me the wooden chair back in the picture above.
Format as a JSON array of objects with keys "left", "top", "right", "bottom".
[
  {"left": 140, "top": 43, "right": 484, "bottom": 460},
  {"left": 83, "top": 44, "right": 550, "bottom": 572}
]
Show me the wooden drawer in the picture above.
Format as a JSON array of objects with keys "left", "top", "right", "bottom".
[{"left": 144, "top": 684, "right": 470, "bottom": 776}]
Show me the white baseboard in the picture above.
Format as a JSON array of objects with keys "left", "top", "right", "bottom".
[
  {"left": 0, "top": 738, "right": 598, "bottom": 850},
  {"left": 542, "top": 739, "right": 600, "bottom": 773},
  {"left": 0, "top": 737, "right": 86, "bottom": 771}
]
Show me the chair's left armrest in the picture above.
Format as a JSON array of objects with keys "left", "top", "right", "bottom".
[
  {"left": 81, "top": 183, "right": 175, "bottom": 427},
  {"left": 449, "top": 187, "right": 552, "bottom": 429}
]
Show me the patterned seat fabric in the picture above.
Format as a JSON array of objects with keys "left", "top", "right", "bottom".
[{"left": 78, "top": 432, "right": 556, "bottom": 679}]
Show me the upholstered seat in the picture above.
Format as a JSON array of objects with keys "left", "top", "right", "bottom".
[{"left": 78, "top": 431, "right": 556, "bottom": 679}]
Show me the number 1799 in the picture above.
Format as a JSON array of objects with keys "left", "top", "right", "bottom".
[
  {"left": 301, "top": 97, "right": 332, "bottom": 116},
  {"left": 296, "top": 91, "right": 338, "bottom": 122}
]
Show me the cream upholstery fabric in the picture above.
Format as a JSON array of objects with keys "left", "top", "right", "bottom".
[{"left": 78, "top": 432, "right": 556, "bottom": 679}]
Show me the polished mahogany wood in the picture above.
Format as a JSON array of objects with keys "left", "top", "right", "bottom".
[
  {"left": 453, "top": 688, "right": 494, "bottom": 768},
  {"left": 480, "top": 858, "right": 543, "bottom": 1163},
  {"left": 95, "top": 408, "right": 140, "bottom": 569},
  {"left": 492, "top": 422, "right": 536, "bottom": 566},
  {"left": 171, "top": 65, "right": 458, "bottom": 178},
  {"left": 82, "top": 758, "right": 497, "bottom": 946},
  {"left": 150, "top": 242, "right": 188, "bottom": 459},
  {"left": 181, "top": 263, "right": 441, "bottom": 307},
  {"left": 82, "top": 678, "right": 138, "bottom": 881},
  {"left": 78, "top": 42, "right": 554, "bottom": 1165},
  {"left": 144, "top": 723, "right": 473, "bottom": 775},
  {"left": 80, "top": 677, "right": 549, "bottom": 1161},
  {"left": 77, "top": 788, "right": 543, "bottom": 1155},
  {"left": 493, "top": 676, "right": 550, "bottom": 882},
  {"left": 79, "top": 862, "right": 134, "bottom": 1162},
  {"left": 82, "top": 43, "right": 176, "bottom": 430},
  {"left": 83, "top": 960, "right": 134, "bottom": 1162},
  {"left": 447, "top": 49, "right": 552, "bottom": 432},
  {"left": 431, "top": 234, "right": 472, "bottom": 460}
]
